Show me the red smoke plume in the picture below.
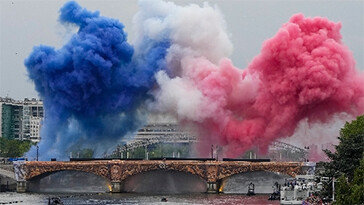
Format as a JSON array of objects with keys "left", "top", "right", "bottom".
[{"left": 178, "top": 14, "right": 364, "bottom": 156}]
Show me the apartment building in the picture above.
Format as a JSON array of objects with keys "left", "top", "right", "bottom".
[{"left": 0, "top": 97, "right": 43, "bottom": 142}]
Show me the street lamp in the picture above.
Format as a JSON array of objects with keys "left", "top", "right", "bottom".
[
  {"left": 145, "top": 145, "right": 149, "bottom": 160},
  {"left": 332, "top": 177, "right": 336, "bottom": 202},
  {"left": 124, "top": 144, "right": 128, "bottom": 159},
  {"left": 304, "top": 146, "right": 310, "bottom": 162},
  {"left": 211, "top": 145, "right": 214, "bottom": 159},
  {"left": 119, "top": 146, "right": 122, "bottom": 159},
  {"left": 36, "top": 145, "right": 39, "bottom": 161}
]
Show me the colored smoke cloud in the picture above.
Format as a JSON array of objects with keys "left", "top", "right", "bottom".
[
  {"left": 238, "top": 14, "right": 364, "bottom": 154},
  {"left": 282, "top": 113, "right": 351, "bottom": 161},
  {"left": 25, "top": 0, "right": 364, "bottom": 160},
  {"left": 149, "top": 3, "right": 364, "bottom": 157},
  {"left": 25, "top": 1, "right": 169, "bottom": 159}
]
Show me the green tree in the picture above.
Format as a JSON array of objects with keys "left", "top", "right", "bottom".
[
  {"left": 80, "top": 148, "right": 94, "bottom": 158},
  {"left": 334, "top": 175, "right": 351, "bottom": 205},
  {"left": 67, "top": 144, "right": 95, "bottom": 158},
  {"left": 147, "top": 143, "right": 190, "bottom": 158},
  {"left": 323, "top": 115, "right": 364, "bottom": 180},
  {"left": 319, "top": 115, "right": 364, "bottom": 204},
  {"left": 340, "top": 115, "right": 364, "bottom": 137},
  {"left": 72, "top": 148, "right": 94, "bottom": 158},
  {"left": 349, "top": 158, "right": 364, "bottom": 204},
  {"left": 334, "top": 158, "right": 364, "bottom": 205},
  {"left": 0, "top": 138, "right": 33, "bottom": 157},
  {"left": 130, "top": 147, "right": 145, "bottom": 158},
  {"left": 149, "top": 144, "right": 164, "bottom": 158}
]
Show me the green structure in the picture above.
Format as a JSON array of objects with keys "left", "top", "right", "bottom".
[
  {"left": 1, "top": 103, "right": 23, "bottom": 139},
  {"left": 0, "top": 97, "right": 43, "bottom": 142}
]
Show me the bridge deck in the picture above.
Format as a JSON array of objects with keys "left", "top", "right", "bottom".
[
  {"left": 13, "top": 160, "right": 309, "bottom": 193},
  {"left": 22, "top": 159, "right": 302, "bottom": 165},
  {"left": 15, "top": 160, "right": 304, "bottom": 182}
]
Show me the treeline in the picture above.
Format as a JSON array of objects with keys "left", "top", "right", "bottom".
[
  {"left": 0, "top": 138, "right": 33, "bottom": 158},
  {"left": 319, "top": 115, "right": 364, "bottom": 204}
]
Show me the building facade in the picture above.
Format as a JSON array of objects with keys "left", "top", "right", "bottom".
[
  {"left": 0, "top": 98, "right": 23, "bottom": 140},
  {"left": 22, "top": 98, "right": 44, "bottom": 142},
  {"left": 0, "top": 97, "right": 43, "bottom": 142}
]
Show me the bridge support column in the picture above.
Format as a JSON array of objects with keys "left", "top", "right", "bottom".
[
  {"left": 206, "top": 181, "right": 220, "bottom": 194},
  {"left": 16, "top": 181, "right": 27, "bottom": 193},
  {"left": 111, "top": 182, "right": 122, "bottom": 193}
]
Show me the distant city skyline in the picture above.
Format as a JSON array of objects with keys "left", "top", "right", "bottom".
[{"left": 1, "top": 0, "right": 363, "bottom": 100}]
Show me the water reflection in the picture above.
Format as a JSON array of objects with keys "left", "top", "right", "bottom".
[{"left": 0, "top": 192, "right": 280, "bottom": 205}]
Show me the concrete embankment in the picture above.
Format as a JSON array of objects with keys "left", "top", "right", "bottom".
[{"left": 0, "top": 164, "right": 16, "bottom": 191}]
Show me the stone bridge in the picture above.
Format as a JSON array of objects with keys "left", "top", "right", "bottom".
[
  {"left": 0, "top": 166, "right": 15, "bottom": 180},
  {"left": 14, "top": 160, "right": 308, "bottom": 193}
]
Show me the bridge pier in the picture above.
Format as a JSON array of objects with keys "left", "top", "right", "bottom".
[
  {"left": 206, "top": 181, "right": 220, "bottom": 194},
  {"left": 111, "top": 182, "right": 122, "bottom": 193},
  {"left": 16, "top": 181, "right": 27, "bottom": 193}
]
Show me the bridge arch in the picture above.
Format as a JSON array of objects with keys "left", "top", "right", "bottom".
[
  {"left": 121, "top": 169, "right": 208, "bottom": 193},
  {"left": 25, "top": 163, "right": 111, "bottom": 182},
  {"left": 27, "top": 170, "right": 111, "bottom": 193},
  {"left": 220, "top": 170, "right": 290, "bottom": 194},
  {"left": 110, "top": 163, "right": 208, "bottom": 182},
  {"left": 216, "top": 162, "right": 300, "bottom": 181},
  {"left": 122, "top": 168, "right": 207, "bottom": 183}
]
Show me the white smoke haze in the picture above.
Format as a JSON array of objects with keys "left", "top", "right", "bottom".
[
  {"left": 137, "top": 0, "right": 262, "bottom": 156},
  {"left": 168, "top": 3, "right": 232, "bottom": 64},
  {"left": 152, "top": 71, "right": 207, "bottom": 122},
  {"left": 282, "top": 113, "right": 354, "bottom": 160},
  {"left": 146, "top": 112, "right": 177, "bottom": 124},
  {"left": 133, "top": 0, "right": 232, "bottom": 69},
  {"left": 284, "top": 113, "right": 352, "bottom": 147}
]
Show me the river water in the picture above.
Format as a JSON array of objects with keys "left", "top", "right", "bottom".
[{"left": 0, "top": 192, "right": 279, "bottom": 205}]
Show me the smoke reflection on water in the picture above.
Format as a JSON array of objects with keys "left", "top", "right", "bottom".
[
  {"left": 123, "top": 170, "right": 207, "bottom": 193},
  {"left": 28, "top": 170, "right": 110, "bottom": 193}
]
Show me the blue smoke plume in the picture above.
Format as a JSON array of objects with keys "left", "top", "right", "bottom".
[{"left": 25, "top": 1, "right": 170, "bottom": 160}]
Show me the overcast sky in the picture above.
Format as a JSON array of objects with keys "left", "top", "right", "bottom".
[{"left": 1, "top": 0, "right": 363, "bottom": 100}]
